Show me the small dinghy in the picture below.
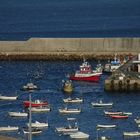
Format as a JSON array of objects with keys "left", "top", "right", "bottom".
[
  {"left": 70, "top": 131, "right": 89, "bottom": 139},
  {"left": 59, "top": 107, "right": 81, "bottom": 114},
  {"left": 96, "top": 124, "right": 116, "bottom": 129},
  {"left": 0, "top": 126, "right": 19, "bottom": 131},
  {"left": 30, "top": 106, "right": 51, "bottom": 113},
  {"left": 8, "top": 111, "right": 28, "bottom": 117},
  {"left": 0, "top": 95, "right": 18, "bottom": 100},
  {"left": 23, "top": 128, "right": 42, "bottom": 135},
  {"left": 27, "top": 121, "right": 48, "bottom": 128},
  {"left": 63, "top": 97, "right": 83, "bottom": 103},
  {"left": 109, "top": 114, "right": 128, "bottom": 119},
  {"left": 123, "top": 131, "right": 140, "bottom": 137}
]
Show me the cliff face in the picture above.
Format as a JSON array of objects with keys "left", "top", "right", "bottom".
[{"left": 0, "top": 38, "right": 138, "bottom": 60}]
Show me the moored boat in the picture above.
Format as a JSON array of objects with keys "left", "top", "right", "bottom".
[
  {"left": 22, "top": 82, "right": 38, "bottom": 91},
  {"left": 56, "top": 118, "right": 79, "bottom": 135},
  {"left": 59, "top": 107, "right": 81, "bottom": 114},
  {"left": 27, "top": 121, "right": 48, "bottom": 128},
  {"left": 123, "top": 131, "right": 140, "bottom": 137},
  {"left": 62, "top": 80, "right": 73, "bottom": 93},
  {"left": 8, "top": 111, "right": 28, "bottom": 117},
  {"left": 96, "top": 124, "right": 116, "bottom": 129},
  {"left": 109, "top": 114, "right": 128, "bottom": 119},
  {"left": 23, "top": 128, "right": 42, "bottom": 135},
  {"left": 104, "top": 110, "right": 132, "bottom": 116},
  {"left": 91, "top": 100, "right": 113, "bottom": 107},
  {"left": 69, "top": 59, "right": 102, "bottom": 82},
  {"left": 0, "top": 126, "right": 19, "bottom": 131},
  {"left": 0, "top": 95, "right": 18, "bottom": 100},
  {"left": 63, "top": 97, "right": 83, "bottom": 103},
  {"left": 134, "top": 118, "right": 140, "bottom": 124},
  {"left": 30, "top": 106, "right": 51, "bottom": 113},
  {"left": 70, "top": 131, "right": 89, "bottom": 139},
  {"left": 23, "top": 100, "right": 48, "bottom": 108}
]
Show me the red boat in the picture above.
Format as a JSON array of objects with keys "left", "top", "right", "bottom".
[
  {"left": 109, "top": 114, "right": 128, "bottom": 119},
  {"left": 69, "top": 60, "right": 102, "bottom": 82},
  {"left": 23, "top": 100, "right": 48, "bottom": 108}
]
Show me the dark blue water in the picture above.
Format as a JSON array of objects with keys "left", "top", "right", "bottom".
[
  {"left": 0, "top": 60, "right": 140, "bottom": 140},
  {"left": 0, "top": 0, "right": 140, "bottom": 40}
]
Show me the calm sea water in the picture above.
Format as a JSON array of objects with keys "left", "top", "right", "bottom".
[
  {"left": 0, "top": 0, "right": 140, "bottom": 40},
  {"left": 0, "top": 60, "right": 140, "bottom": 140}
]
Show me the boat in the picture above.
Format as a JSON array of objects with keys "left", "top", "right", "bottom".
[
  {"left": 96, "top": 124, "right": 116, "bottom": 129},
  {"left": 69, "top": 59, "right": 102, "bottom": 82},
  {"left": 23, "top": 128, "right": 42, "bottom": 135},
  {"left": 62, "top": 80, "right": 73, "bottom": 93},
  {"left": 0, "top": 95, "right": 18, "bottom": 100},
  {"left": 22, "top": 82, "right": 38, "bottom": 91},
  {"left": 123, "top": 131, "right": 140, "bottom": 137},
  {"left": 8, "top": 111, "right": 28, "bottom": 117},
  {"left": 59, "top": 107, "right": 81, "bottom": 114},
  {"left": 134, "top": 118, "right": 140, "bottom": 124},
  {"left": 23, "top": 100, "right": 48, "bottom": 108},
  {"left": 0, "top": 126, "right": 19, "bottom": 131},
  {"left": 27, "top": 121, "right": 48, "bottom": 128},
  {"left": 103, "top": 54, "right": 122, "bottom": 73},
  {"left": 99, "top": 136, "right": 112, "bottom": 140},
  {"left": 109, "top": 114, "right": 128, "bottom": 119},
  {"left": 70, "top": 131, "right": 89, "bottom": 139},
  {"left": 56, "top": 118, "right": 79, "bottom": 135},
  {"left": 63, "top": 97, "right": 83, "bottom": 103},
  {"left": 91, "top": 100, "right": 113, "bottom": 107},
  {"left": 30, "top": 106, "right": 51, "bottom": 113},
  {"left": 104, "top": 110, "right": 132, "bottom": 116}
]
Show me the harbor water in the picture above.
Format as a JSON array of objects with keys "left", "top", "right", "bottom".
[{"left": 0, "top": 60, "right": 140, "bottom": 140}]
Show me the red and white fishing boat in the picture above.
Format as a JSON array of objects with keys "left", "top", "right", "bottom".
[
  {"left": 109, "top": 114, "right": 129, "bottom": 119},
  {"left": 23, "top": 100, "right": 48, "bottom": 108},
  {"left": 69, "top": 60, "right": 102, "bottom": 82}
]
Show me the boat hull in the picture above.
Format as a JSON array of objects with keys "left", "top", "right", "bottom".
[
  {"left": 8, "top": 112, "right": 28, "bottom": 117},
  {"left": 23, "top": 101, "right": 48, "bottom": 108},
  {"left": 70, "top": 75, "right": 100, "bottom": 82},
  {"left": 110, "top": 115, "right": 128, "bottom": 119}
]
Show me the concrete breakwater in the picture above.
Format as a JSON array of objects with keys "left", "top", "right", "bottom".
[{"left": 0, "top": 38, "right": 139, "bottom": 60}]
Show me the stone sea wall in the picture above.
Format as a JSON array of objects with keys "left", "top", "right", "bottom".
[{"left": 0, "top": 38, "right": 139, "bottom": 60}]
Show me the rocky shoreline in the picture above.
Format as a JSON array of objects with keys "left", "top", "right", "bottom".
[{"left": 0, "top": 52, "right": 134, "bottom": 61}]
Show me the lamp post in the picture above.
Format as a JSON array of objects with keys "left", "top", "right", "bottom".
[{"left": 28, "top": 91, "right": 32, "bottom": 140}]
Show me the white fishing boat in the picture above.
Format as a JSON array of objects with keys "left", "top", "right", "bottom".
[
  {"left": 134, "top": 118, "right": 140, "bottom": 124},
  {"left": 22, "top": 82, "right": 38, "bottom": 91},
  {"left": 8, "top": 111, "right": 28, "bottom": 117},
  {"left": 91, "top": 100, "right": 113, "bottom": 107},
  {"left": 70, "top": 131, "right": 89, "bottom": 139},
  {"left": 123, "top": 131, "right": 140, "bottom": 137},
  {"left": 59, "top": 107, "right": 81, "bottom": 114},
  {"left": 27, "top": 121, "right": 48, "bottom": 128},
  {"left": 56, "top": 118, "right": 79, "bottom": 135},
  {"left": 96, "top": 124, "right": 116, "bottom": 129},
  {"left": 0, "top": 126, "right": 19, "bottom": 131},
  {"left": 104, "top": 110, "right": 132, "bottom": 116},
  {"left": 0, "top": 95, "right": 18, "bottom": 100},
  {"left": 30, "top": 106, "right": 51, "bottom": 113},
  {"left": 23, "top": 128, "right": 42, "bottom": 135},
  {"left": 63, "top": 97, "right": 83, "bottom": 103}
]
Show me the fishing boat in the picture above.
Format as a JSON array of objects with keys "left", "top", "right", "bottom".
[
  {"left": 69, "top": 59, "right": 102, "bottom": 82},
  {"left": 22, "top": 82, "right": 38, "bottom": 91},
  {"left": 8, "top": 111, "right": 28, "bottom": 117},
  {"left": 0, "top": 126, "right": 19, "bottom": 131},
  {"left": 59, "top": 107, "right": 81, "bottom": 114},
  {"left": 104, "top": 110, "right": 132, "bottom": 116},
  {"left": 123, "top": 131, "right": 140, "bottom": 137},
  {"left": 70, "top": 131, "right": 89, "bottom": 139},
  {"left": 30, "top": 106, "right": 51, "bottom": 113},
  {"left": 27, "top": 121, "right": 48, "bottom": 128},
  {"left": 109, "top": 114, "right": 128, "bottom": 119},
  {"left": 103, "top": 53, "right": 122, "bottom": 73},
  {"left": 63, "top": 97, "right": 83, "bottom": 103},
  {"left": 56, "top": 118, "right": 79, "bottom": 135},
  {"left": 62, "top": 80, "right": 73, "bottom": 93},
  {"left": 96, "top": 124, "right": 116, "bottom": 129},
  {"left": 23, "top": 128, "right": 42, "bottom": 135},
  {"left": 91, "top": 100, "right": 113, "bottom": 107},
  {"left": 23, "top": 100, "right": 48, "bottom": 108},
  {"left": 0, "top": 95, "right": 18, "bottom": 100}
]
